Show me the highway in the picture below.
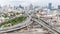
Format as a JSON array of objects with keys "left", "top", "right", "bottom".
[
  {"left": 32, "top": 17, "right": 60, "bottom": 34},
  {"left": 0, "top": 12, "right": 60, "bottom": 34},
  {"left": 0, "top": 15, "right": 33, "bottom": 33}
]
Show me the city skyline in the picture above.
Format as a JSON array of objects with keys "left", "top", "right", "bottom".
[{"left": 0, "top": 0, "right": 60, "bottom": 8}]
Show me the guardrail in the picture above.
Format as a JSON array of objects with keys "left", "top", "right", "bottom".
[
  {"left": 0, "top": 15, "right": 32, "bottom": 33},
  {"left": 40, "top": 18, "right": 60, "bottom": 34},
  {"left": 32, "top": 18, "right": 60, "bottom": 34}
]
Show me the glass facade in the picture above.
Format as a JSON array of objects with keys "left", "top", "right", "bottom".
[
  {"left": 48, "top": 3, "right": 52, "bottom": 10},
  {"left": 58, "top": 5, "right": 60, "bottom": 9}
]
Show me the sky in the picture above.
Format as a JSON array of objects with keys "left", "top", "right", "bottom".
[{"left": 0, "top": 0, "right": 60, "bottom": 8}]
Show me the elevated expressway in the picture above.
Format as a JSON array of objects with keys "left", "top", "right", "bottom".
[
  {"left": 0, "top": 14, "right": 60, "bottom": 34},
  {"left": 0, "top": 15, "right": 33, "bottom": 33},
  {"left": 32, "top": 17, "right": 60, "bottom": 34}
]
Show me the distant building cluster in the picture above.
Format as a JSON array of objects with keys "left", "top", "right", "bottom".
[{"left": 48, "top": 3, "right": 60, "bottom": 10}]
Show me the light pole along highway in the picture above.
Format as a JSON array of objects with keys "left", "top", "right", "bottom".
[
  {"left": 31, "top": 15, "right": 60, "bottom": 34},
  {"left": 0, "top": 15, "right": 33, "bottom": 33},
  {"left": 0, "top": 11, "right": 60, "bottom": 34}
]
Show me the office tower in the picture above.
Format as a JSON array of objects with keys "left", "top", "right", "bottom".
[
  {"left": 19, "top": 5, "right": 24, "bottom": 9},
  {"left": 58, "top": 5, "right": 60, "bottom": 9},
  {"left": 0, "top": 5, "right": 2, "bottom": 11},
  {"left": 48, "top": 3, "right": 52, "bottom": 10},
  {"left": 29, "top": 4, "right": 33, "bottom": 10}
]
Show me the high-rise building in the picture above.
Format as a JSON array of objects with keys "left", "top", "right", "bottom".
[
  {"left": 58, "top": 5, "right": 60, "bottom": 9},
  {"left": 19, "top": 5, "right": 24, "bottom": 9},
  {"left": 29, "top": 4, "right": 33, "bottom": 10},
  {"left": 48, "top": 3, "right": 52, "bottom": 10}
]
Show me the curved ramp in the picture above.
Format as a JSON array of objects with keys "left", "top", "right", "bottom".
[
  {"left": 0, "top": 16, "right": 32, "bottom": 33},
  {"left": 32, "top": 18, "right": 60, "bottom": 34}
]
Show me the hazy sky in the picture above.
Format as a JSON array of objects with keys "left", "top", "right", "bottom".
[{"left": 0, "top": 0, "right": 60, "bottom": 8}]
